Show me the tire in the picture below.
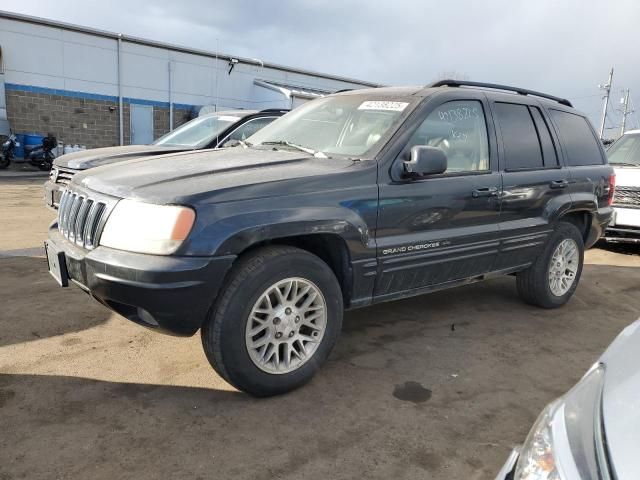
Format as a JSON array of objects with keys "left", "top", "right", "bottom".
[
  {"left": 0, "top": 156, "right": 9, "bottom": 169},
  {"left": 516, "top": 222, "right": 584, "bottom": 308},
  {"left": 201, "top": 246, "right": 344, "bottom": 397}
]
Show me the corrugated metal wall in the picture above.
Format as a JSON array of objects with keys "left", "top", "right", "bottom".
[{"left": 0, "top": 15, "right": 371, "bottom": 112}]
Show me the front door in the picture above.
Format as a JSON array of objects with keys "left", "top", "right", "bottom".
[
  {"left": 130, "top": 104, "right": 154, "bottom": 145},
  {"left": 375, "top": 95, "right": 502, "bottom": 300}
]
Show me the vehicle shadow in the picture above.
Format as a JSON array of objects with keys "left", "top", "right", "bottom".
[
  {"left": 0, "top": 256, "right": 111, "bottom": 347},
  {"left": 595, "top": 240, "right": 639, "bottom": 256}
]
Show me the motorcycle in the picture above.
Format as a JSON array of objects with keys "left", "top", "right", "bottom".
[
  {"left": 26, "top": 134, "right": 57, "bottom": 171},
  {"left": 0, "top": 132, "right": 17, "bottom": 169}
]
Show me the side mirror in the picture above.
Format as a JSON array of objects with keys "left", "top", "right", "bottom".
[{"left": 403, "top": 146, "right": 447, "bottom": 178}]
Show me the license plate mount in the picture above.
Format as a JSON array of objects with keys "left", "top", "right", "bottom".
[{"left": 45, "top": 241, "right": 69, "bottom": 287}]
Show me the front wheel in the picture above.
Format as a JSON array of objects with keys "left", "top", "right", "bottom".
[
  {"left": 201, "top": 246, "right": 343, "bottom": 396},
  {"left": 516, "top": 222, "right": 584, "bottom": 308},
  {"left": 0, "top": 156, "right": 9, "bottom": 169}
]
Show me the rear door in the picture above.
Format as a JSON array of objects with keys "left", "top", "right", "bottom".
[
  {"left": 489, "top": 100, "right": 571, "bottom": 270},
  {"left": 375, "top": 93, "right": 502, "bottom": 299}
]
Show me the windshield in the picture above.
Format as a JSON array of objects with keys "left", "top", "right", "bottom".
[
  {"left": 247, "top": 96, "right": 414, "bottom": 157},
  {"left": 154, "top": 114, "right": 242, "bottom": 148},
  {"left": 607, "top": 133, "right": 640, "bottom": 166}
]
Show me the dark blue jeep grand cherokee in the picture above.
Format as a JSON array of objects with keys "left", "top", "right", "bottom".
[{"left": 45, "top": 80, "right": 614, "bottom": 396}]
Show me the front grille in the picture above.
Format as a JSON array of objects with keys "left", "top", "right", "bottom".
[
  {"left": 613, "top": 186, "right": 640, "bottom": 207},
  {"left": 55, "top": 168, "right": 76, "bottom": 187},
  {"left": 58, "top": 189, "right": 107, "bottom": 249}
]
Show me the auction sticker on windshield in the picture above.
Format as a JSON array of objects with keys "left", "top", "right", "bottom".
[{"left": 358, "top": 101, "right": 409, "bottom": 112}]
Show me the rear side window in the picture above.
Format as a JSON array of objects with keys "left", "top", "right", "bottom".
[
  {"left": 494, "top": 103, "right": 543, "bottom": 170},
  {"left": 549, "top": 110, "right": 604, "bottom": 166}
]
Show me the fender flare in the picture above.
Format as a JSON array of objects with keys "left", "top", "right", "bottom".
[{"left": 194, "top": 207, "right": 373, "bottom": 257}]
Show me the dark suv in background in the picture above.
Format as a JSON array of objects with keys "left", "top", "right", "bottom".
[
  {"left": 45, "top": 80, "right": 614, "bottom": 396},
  {"left": 44, "top": 108, "right": 287, "bottom": 209}
]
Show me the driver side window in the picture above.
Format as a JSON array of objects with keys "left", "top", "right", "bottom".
[{"left": 407, "top": 100, "right": 490, "bottom": 173}]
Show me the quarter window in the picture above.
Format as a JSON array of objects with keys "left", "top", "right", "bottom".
[
  {"left": 549, "top": 110, "right": 604, "bottom": 166},
  {"left": 406, "top": 100, "right": 490, "bottom": 173},
  {"left": 495, "top": 103, "right": 544, "bottom": 170}
]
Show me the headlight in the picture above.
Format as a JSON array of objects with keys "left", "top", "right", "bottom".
[
  {"left": 514, "top": 365, "right": 606, "bottom": 480},
  {"left": 514, "top": 402, "right": 561, "bottom": 480},
  {"left": 100, "top": 199, "right": 195, "bottom": 255}
]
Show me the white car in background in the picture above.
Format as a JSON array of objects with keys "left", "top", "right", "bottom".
[{"left": 606, "top": 129, "right": 640, "bottom": 243}]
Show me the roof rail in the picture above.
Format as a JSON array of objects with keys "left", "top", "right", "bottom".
[
  {"left": 259, "top": 108, "right": 290, "bottom": 113},
  {"left": 428, "top": 79, "right": 573, "bottom": 107}
]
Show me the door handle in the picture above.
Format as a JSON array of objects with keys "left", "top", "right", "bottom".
[
  {"left": 550, "top": 179, "right": 569, "bottom": 189},
  {"left": 472, "top": 187, "right": 499, "bottom": 198}
]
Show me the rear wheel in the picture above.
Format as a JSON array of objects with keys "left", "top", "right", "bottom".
[
  {"left": 516, "top": 222, "right": 584, "bottom": 308},
  {"left": 201, "top": 246, "right": 343, "bottom": 396}
]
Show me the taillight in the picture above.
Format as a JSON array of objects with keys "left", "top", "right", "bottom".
[{"left": 608, "top": 173, "right": 616, "bottom": 206}]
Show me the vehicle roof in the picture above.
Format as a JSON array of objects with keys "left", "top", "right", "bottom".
[
  {"left": 335, "top": 83, "right": 576, "bottom": 111},
  {"left": 336, "top": 86, "right": 426, "bottom": 97},
  {"left": 201, "top": 110, "right": 260, "bottom": 118},
  {"left": 623, "top": 129, "right": 640, "bottom": 135}
]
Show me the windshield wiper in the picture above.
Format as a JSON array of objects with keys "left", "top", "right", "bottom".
[{"left": 261, "top": 140, "right": 327, "bottom": 158}]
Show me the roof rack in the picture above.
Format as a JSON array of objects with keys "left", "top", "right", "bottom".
[{"left": 428, "top": 80, "right": 573, "bottom": 107}]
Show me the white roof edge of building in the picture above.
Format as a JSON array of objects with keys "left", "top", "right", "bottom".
[{"left": 0, "top": 10, "right": 383, "bottom": 88}]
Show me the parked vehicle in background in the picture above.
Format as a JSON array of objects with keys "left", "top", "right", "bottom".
[
  {"left": 605, "top": 129, "right": 640, "bottom": 243},
  {"left": 26, "top": 134, "right": 57, "bottom": 171},
  {"left": 0, "top": 132, "right": 17, "bottom": 169},
  {"left": 44, "top": 109, "right": 287, "bottom": 209},
  {"left": 496, "top": 319, "right": 640, "bottom": 480},
  {"left": 45, "top": 81, "right": 613, "bottom": 396}
]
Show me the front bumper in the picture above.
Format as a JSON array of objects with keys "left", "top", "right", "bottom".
[
  {"left": 47, "top": 227, "right": 236, "bottom": 336},
  {"left": 605, "top": 206, "right": 640, "bottom": 243}
]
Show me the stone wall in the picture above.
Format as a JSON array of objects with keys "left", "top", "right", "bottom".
[{"left": 5, "top": 89, "right": 196, "bottom": 149}]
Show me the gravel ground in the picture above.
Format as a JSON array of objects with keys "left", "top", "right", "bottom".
[{"left": 1, "top": 178, "right": 638, "bottom": 480}]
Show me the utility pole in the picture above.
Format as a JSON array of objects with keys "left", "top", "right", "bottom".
[
  {"left": 598, "top": 67, "right": 614, "bottom": 140},
  {"left": 620, "top": 89, "right": 632, "bottom": 137}
]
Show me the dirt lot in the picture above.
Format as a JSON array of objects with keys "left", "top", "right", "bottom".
[{"left": 1, "top": 177, "right": 639, "bottom": 480}]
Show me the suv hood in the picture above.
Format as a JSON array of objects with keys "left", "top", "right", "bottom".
[
  {"left": 75, "top": 147, "right": 358, "bottom": 204},
  {"left": 54, "top": 144, "right": 191, "bottom": 170},
  {"left": 600, "top": 319, "right": 640, "bottom": 479},
  {"left": 613, "top": 166, "right": 640, "bottom": 187}
]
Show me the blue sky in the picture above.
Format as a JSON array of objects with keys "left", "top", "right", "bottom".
[{"left": 3, "top": 0, "right": 639, "bottom": 136}]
